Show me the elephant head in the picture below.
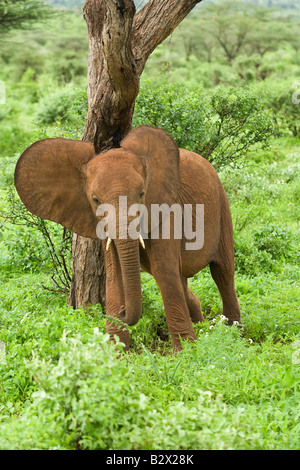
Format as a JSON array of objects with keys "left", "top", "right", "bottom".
[{"left": 14, "top": 126, "right": 181, "bottom": 332}]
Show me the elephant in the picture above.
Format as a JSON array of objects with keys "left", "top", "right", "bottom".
[{"left": 14, "top": 125, "right": 241, "bottom": 352}]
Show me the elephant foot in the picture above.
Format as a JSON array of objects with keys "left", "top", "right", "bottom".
[
  {"left": 189, "top": 308, "right": 204, "bottom": 324},
  {"left": 226, "top": 316, "right": 244, "bottom": 333},
  {"left": 223, "top": 306, "right": 241, "bottom": 326},
  {"left": 226, "top": 318, "right": 241, "bottom": 326}
]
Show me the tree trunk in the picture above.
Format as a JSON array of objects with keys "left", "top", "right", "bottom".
[
  {"left": 69, "top": 0, "right": 203, "bottom": 309},
  {"left": 69, "top": 0, "right": 139, "bottom": 308},
  {"left": 69, "top": 235, "right": 106, "bottom": 309}
]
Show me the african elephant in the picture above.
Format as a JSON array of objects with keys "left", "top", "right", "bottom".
[{"left": 14, "top": 125, "right": 240, "bottom": 351}]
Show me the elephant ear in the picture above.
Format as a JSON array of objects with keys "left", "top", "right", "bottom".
[
  {"left": 14, "top": 138, "right": 99, "bottom": 239},
  {"left": 121, "top": 126, "right": 180, "bottom": 207}
]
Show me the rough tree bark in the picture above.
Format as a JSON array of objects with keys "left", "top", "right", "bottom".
[{"left": 69, "top": 0, "right": 203, "bottom": 309}]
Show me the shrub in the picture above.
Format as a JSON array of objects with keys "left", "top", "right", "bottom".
[
  {"left": 1, "top": 173, "right": 72, "bottom": 289},
  {"left": 35, "top": 87, "right": 76, "bottom": 125},
  {"left": 133, "top": 79, "right": 274, "bottom": 168},
  {"left": 254, "top": 224, "right": 295, "bottom": 261},
  {"left": 0, "top": 330, "right": 266, "bottom": 450},
  {"left": 234, "top": 236, "right": 276, "bottom": 276},
  {"left": 1, "top": 325, "right": 298, "bottom": 450},
  {"left": 256, "top": 79, "right": 300, "bottom": 137},
  {"left": 0, "top": 332, "right": 154, "bottom": 450},
  {"left": 0, "top": 126, "right": 31, "bottom": 158},
  {"left": 234, "top": 224, "right": 296, "bottom": 276}
]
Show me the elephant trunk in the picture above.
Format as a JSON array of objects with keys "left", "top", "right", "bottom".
[{"left": 114, "top": 238, "right": 142, "bottom": 326}]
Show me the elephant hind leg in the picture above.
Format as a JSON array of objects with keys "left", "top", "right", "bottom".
[
  {"left": 209, "top": 197, "right": 241, "bottom": 324},
  {"left": 209, "top": 260, "right": 241, "bottom": 324},
  {"left": 182, "top": 278, "right": 204, "bottom": 323}
]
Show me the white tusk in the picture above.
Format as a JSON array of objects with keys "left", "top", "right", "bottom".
[
  {"left": 138, "top": 233, "right": 145, "bottom": 249},
  {"left": 106, "top": 237, "right": 112, "bottom": 251}
]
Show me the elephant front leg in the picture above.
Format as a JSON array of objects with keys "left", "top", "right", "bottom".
[
  {"left": 150, "top": 242, "right": 197, "bottom": 352},
  {"left": 104, "top": 242, "right": 130, "bottom": 351}
]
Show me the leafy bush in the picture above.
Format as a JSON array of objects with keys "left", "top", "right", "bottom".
[
  {"left": 133, "top": 79, "right": 274, "bottom": 168},
  {"left": 54, "top": 87, "right": 88, "bottom": 139},
  {"left": 1, "top": 171, "right": 72, "bottom": 289},
  {"left": 234, "top": 236, "right": 276, "bottom": 276},
  {"left": 1, "top": 325, "right": 299, "bottom": 450},
  {"left": 254, "top": 224, "right": 295, "bottom": 260},
  {"left": 0, "top": 273, "right": 105, "bottom": 416},
  {"left": 256, "top": 79, "right": 300, "bottom": 137},
  {"left": 0, "top": 329, "right": 266, "bottom": 449},
  {"left": 35, "top": 87, "right": 77, "bottom": 125},
  {"left": 0, "top": 126, "right": 32, "bottom": 158},
  {"left": 234, "top": 219, "right": 297, "bottom": 276},
  {"left": 15, "top": 332, "right": 144, "bottom": 450}
]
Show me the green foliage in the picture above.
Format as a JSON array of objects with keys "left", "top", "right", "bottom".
[
  {"left": 0, "top": 13, "right": 88, "bottom": 84},
  {"left": 45, "top": 0, "right": 84, "bottom": 9},
  {"left": 0, "top": 0, "right": 55, "bottom": 35},
  {"left": 254, "top": 224, "right": 295, "bottom": 260},
  {"left": 134, "top": 79, "right": 274, "bottom": 168},
  {"left": 0, "top": 125, "right": 31, "bottom": 157},
  {"left": 16, "top": 332, "right": 142, "bottom": 450},
  {"left": 144, "top": 2, "right": 300, "bottom": 87},
  {"left": 0, "top": 273, "right": 104, "bottom": 415},
  {"left": 255, "top": 79, "right": 300, "bottom": 137},
  {"left": 35, "top": 87, "right": 75, "bottom": 124},
  {"left": 0, "top": 323, "right": 299, "bottom": 449},
  {"left": 233, "top": 223, "right": 297, "bottom": 277},
  {"left": 228, "top": 0, "right": 300, "bottom": 9},
  {"left": 49, "top": 87, "right": 88, "bottom": 138}
]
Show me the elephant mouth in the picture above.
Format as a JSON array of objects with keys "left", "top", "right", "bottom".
[{"left": 106, "top": 233, "right": 145, "bottom": 251}]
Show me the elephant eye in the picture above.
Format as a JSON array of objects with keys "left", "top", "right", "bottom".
[
  {"left": 139, "top": 190, "right": 145, "bottom": 198},
  {"left": 92, "top": 196, "right": 100, "bottom": 205}
]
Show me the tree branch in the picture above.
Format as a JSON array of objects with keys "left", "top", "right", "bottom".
[{"left": 132, "top": 0, "right": 203, "bottom": 74}]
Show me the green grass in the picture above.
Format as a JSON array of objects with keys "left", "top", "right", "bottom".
[{"left": 0, "top": 137, "right": 299, "bottom": 449}]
